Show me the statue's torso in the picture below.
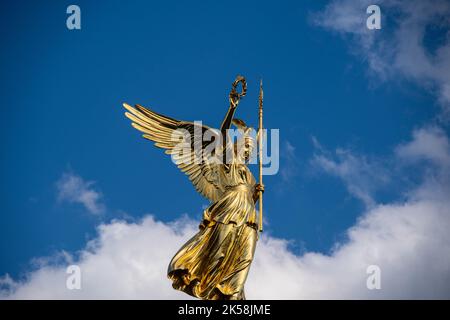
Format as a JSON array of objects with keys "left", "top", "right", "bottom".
[{"left": 204, "top": 164, "right": 257, "bottom": 227}]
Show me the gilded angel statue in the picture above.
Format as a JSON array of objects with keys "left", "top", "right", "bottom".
[{"left": 123, "top": 75, "right": 264, "bottom": 300}]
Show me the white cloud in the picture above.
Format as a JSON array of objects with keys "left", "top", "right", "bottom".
[
  {"left": 248, "top": 199, "right": 450, "bottom": 299},
  {"left": 311, "top": 139, "right": 389, "bottom": 207},
  {"left": 0, "top": 216, "right": 197, "bottom": 299},
  {"left": 396, "top": 126, "right": 450, "bottom": 203},
  {"left": 313, "top": 0, "right": 450, "bottom": 114},
  {"left": 56, "top": 171, "right": 105, "bottom": 215},
  {"left": 1, "top": 194, "right": 449, "bottom": 299},
  {"left": 396, "top": 126, "right": 450, "bottom": 168}
]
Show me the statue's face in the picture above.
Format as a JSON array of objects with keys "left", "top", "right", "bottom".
[
  {"left": 233, "top": 129, "right": 255, "bottom": 163},
  {"left": 243, "top": 137, "right": 255, "bottom": 162}
]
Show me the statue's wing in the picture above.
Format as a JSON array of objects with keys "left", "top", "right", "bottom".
[{"left": 123, "top": 103, "right": 224, "bottom": 202}]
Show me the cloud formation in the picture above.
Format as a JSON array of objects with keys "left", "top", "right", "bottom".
[
  {"left": 396, "top": 126, "right": 450, "bottom": 167},
  {"left": 0, "top": 216, "right": 195, "bottom": 299},
  {"left": 313, "top": 0, "right": 450, "bottom": 114},
  {"left": 311, "top": 138, "right": 389, "bottom": 207},
  {"left": 56, "top": 171, "right": 105, "bottom": 215}
]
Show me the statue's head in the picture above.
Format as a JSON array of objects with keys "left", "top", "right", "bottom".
[{"left": 232, "top": 119, "right": 256, "bottom": 163}]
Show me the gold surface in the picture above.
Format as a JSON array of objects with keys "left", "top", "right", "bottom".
[
  {"left": 258, "top": 80, "right": 264, "bottom": 232},
  {"left": 123, "top": 76, "right": 264, "bottom": 300}
]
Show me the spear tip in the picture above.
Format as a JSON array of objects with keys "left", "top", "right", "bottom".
[{"left": 259, "top": 79, "right": 264, "bottom": 105}]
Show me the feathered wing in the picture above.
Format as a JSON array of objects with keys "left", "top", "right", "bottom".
[{"left": 123, "top": 103, "right": 225, "bottom": 202}]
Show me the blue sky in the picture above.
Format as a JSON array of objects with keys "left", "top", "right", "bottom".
[{"left": 1, "top": 1, "right": 450, "bottom": 298}]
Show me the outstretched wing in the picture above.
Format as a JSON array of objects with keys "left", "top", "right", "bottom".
[{"left": 123, "top": 103, "right": 225, "bottom": 202}]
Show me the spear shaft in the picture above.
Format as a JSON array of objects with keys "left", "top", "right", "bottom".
[{"left": 258, "top": 80, "right": 263, "bottom": 233}]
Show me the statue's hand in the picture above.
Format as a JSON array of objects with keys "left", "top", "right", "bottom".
[
  {"left": 255, "top": 183, "right": 265, "bottom": 194},
  {"left": 253, "top": 183, "right": 265, "bottom": 203},
  {"left": 229, "top": 75, "right": 247, "bottom": 108}
]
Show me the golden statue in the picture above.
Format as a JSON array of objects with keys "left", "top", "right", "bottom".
[{"left": 123, "top": 75, "right": 265, "bottom": 300}]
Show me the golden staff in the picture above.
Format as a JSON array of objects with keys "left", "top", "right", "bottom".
[{"left": 258, "top": 79, "right": 264, "bottom": 232}]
